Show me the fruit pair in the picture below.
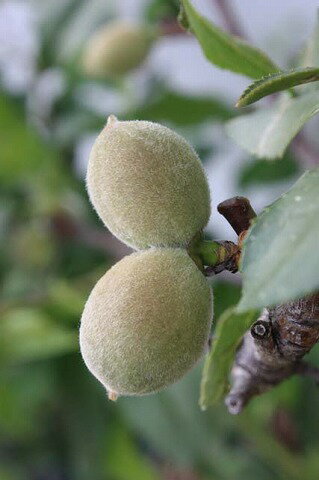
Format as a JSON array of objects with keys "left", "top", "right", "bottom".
[{"left": 80, "top": 116, "right": 213, "bottom": 398}]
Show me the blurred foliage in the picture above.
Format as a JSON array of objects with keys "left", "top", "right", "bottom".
[
  {"left": 1, "top": 1, "right": 319, "bottom": 479},
  {"left": 145, "top": 0, "right": 180, "bottom": 24},
  {"left": 227, "top": 90, "right": 319, "bottom": 159},
  {"left": 238, "top": 153, "right": 300, "bottom": 187},
  {"left": 128, "top": 87, "right": 232, "bottom": 125}
]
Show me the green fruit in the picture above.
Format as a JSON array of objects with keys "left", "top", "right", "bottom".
[
  {"left": 79, "top": 248, "right": 212, "bottom": 397},
  {"left": 82, "top": 21, "right": 154, "bottom": 78},
  {"left": 87, "top": 116, "right": 211, "bottom": 249}
]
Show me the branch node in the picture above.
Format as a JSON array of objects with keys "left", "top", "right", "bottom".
[{"left": 251, "top": 320, "right": 271, "bottom": 339}]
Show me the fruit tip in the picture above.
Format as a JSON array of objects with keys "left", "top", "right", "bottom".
[
  {"left": 107, "top": 114, "right": 119, "bottom": 127},
  {"left": 108, "top": 390, "right": 118, "bottom": 401}
]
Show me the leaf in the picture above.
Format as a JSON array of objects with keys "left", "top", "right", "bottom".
[
  {"left": 181, "top": 0, "right": 278, "bottom": 79},
  {"left": 145, "top": 0, "right": 180, "bottom": 23},
  {"left": 0, "top": 308, "right": 78, "bottom": 364},
  {"left": 127, "top": 89, "right": 231, "bottom": 125},
  {"left": 213, "top": 281, "right": 241, "bottom": 319},
  {"left": 238, "top": 154, "right": 300, "bottom": 187},
  {"left": 236, "top": 67, "right": 319, "bottom": 107},
  {"left": 238, "top": 168, "right": 319, "bottom": 311},
  {"left": 0, "top": 95, "right": 56, "bottom": 183},
  {"left": 226, "top": 90, "right": 319, "bottom": 159},
  {"left": 0, "top": 364, "right": 56, "bottom": 440},
  {"left": 107, "top": 426, "right": 160, "bottom": 480},
  {"left": 200, "top": 307, "right": 259, "bottom": 409}
]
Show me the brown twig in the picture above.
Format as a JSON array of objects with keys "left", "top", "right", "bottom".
[{"left": 217, "top": 196, "right": 257, "bottom": 236}]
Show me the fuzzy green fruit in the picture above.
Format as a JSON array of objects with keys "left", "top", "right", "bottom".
[
  {"left": 87, "top": 116, "right": 211, "bottom": 249},
  {"left": 82, "top": 21, "right": 154, "bottom": 78},
  {"left": 79, "top": 248, "right": 212, "bottom": 397}
]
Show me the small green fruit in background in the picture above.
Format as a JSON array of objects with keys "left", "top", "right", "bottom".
[
  {"left": 82, "top": 21, "right": 155, "bottom": 78},
  {"left": 87, "top": 116, "right": 211, "bottom": 249},
  {"left": 80, "top": 248, "right": 212, "bottom": 397}
]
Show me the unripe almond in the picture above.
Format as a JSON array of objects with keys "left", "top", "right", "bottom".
[
  {"left": 87, "top": 116, "right": 211, "bottom": 249},
  {"left": 79, "top": 248, "right": 212, "bottom": 397},
  {"left": 82, "top": 21, "right": 154, "bottom": 78}
]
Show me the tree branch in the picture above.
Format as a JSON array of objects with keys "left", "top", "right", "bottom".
[{"left": 225, "top": 293, "right": 319, "bottom": 414}]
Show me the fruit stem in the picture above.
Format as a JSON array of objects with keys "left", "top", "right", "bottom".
[
  {"left": 190, "top": 197, "right": 257, "bottom": 276},
  {"left": 194, "top": 239, "right": 239, "bottom": 275},
  {"left": 189, "top": 236, "right": 239, "bottom": 275}
]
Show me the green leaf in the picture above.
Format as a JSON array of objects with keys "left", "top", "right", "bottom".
[
  {"left": 238, "top": 154, "right": 300, "bottom": 187},
  {"left": 226, "top": 90, "right": 319, "bottom": 159},
  {"left": 0, "top": 364, "right": 56, "bottom": 440},
  {"left": 127, "top": 89, "right": 231, "bottom": 125},
  {"left": 200, "top": 307, "right": 259, "bottom": 409},
  {"left": 236, "top": 67, "right": 319, "bottom": 107},
  {"left": 107, "top": 426, "right": 160, "bottom": 480},
  {"left": 0, "top": 308, "right": 78, "bottom": 364},
  {"left": 0, "top": 95, "right": 56, "bottom": 183},
  {"left": 145, "top": 0, "right": 180, "bottom": 23},
  {"left": 181, "top": 0, "right": 278, "bottom": 79},
  {"left": 213, "top": 282, "right": 241, "bottom": 319},
  {"left": 238, "top": 168, "right": 319, "bottom": 311}
]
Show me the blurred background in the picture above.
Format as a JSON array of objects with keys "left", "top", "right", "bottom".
[{"left": 1, "top": 1, "right": 319, "bottom": 479}]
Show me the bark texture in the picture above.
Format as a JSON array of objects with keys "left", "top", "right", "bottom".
[{"left": 225, "top": 293, "right": 319, "bottom": 414}]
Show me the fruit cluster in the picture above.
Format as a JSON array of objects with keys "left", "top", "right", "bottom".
[{"left": 80, "top": 116, "right": 213, "bottom": 399}]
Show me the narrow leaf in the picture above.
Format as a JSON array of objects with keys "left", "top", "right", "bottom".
[
  {"left": 236, "top": 67, "right": 319, "bottom": 107},
  {"left": 226, "top": 90, "right": 319, "bottom": 159},
  {"left": 238, "top": 168, "right": 319, "bottom": 312},
  {"left": 200, "top": 307, "right": 259, "bottom": 409},
  {"left": 181, "top": 0, "right": 278, "bottom": 79}
]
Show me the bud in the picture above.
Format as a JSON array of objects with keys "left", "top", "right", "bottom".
[
  {"left": 82, "top": 21, "right": 154, "bottom": 78},
  {"left": 80, "top": 248, "right": 212, "bottom": 396},
  {"left": 87, "top": 116, "right": 211, "bottom": 249}
]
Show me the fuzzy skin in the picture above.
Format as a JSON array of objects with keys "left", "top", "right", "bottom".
[
  {"left": 82, "top": 22, "right": 154, "bottom": 78},
  {"left": 80, "top": 249, "right": 213, "bottom": 396},
  {"left": 87, "top": 117, "right": 211, "bottom": 249}
]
